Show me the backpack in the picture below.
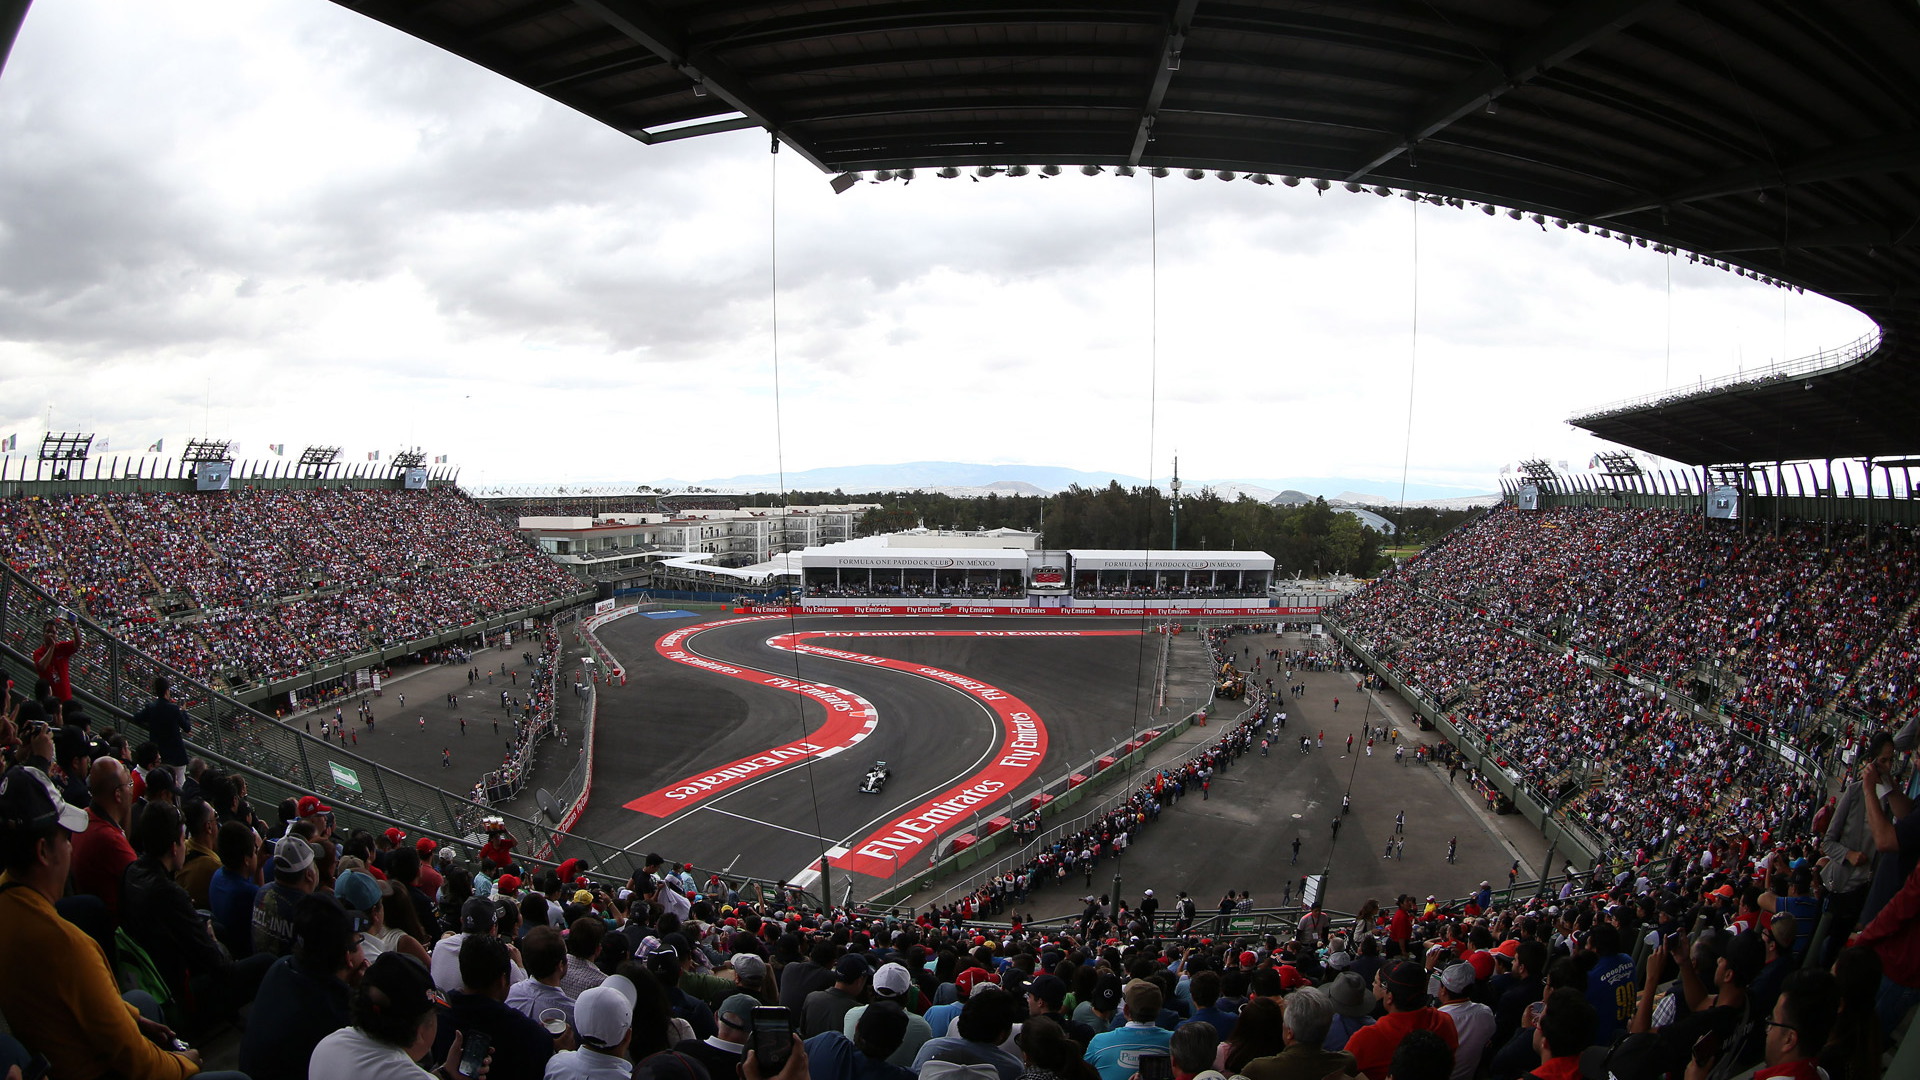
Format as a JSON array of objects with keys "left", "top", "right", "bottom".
[{"left": 1179, "top": 897, "right": 1197, "bottom": 921}]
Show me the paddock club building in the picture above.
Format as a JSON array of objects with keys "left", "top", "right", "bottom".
[{"left": 782, "top": 546, "right": 1301, "bottom": 616}]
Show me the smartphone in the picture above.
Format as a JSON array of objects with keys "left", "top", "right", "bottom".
[
  {"left": 751, "top": 1006, "right": 793, "bottom": 1074},
  {"left": 1139, "top": 1054, "right": 1173, "bottom": 1080},
  {"left": 459, "top": 1031, "right": 492, "bottom": 1078},
  {"left": 1690, "top": 1031, "right": 1722, "bottom": 1068}
]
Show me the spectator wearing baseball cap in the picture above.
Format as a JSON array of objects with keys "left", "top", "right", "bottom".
[
  {"left": 431, "top": 896, "right": 526, "bottom": 993},
  {"left": 842, "top": 963, "right": 935, "bottom": 1067},
  {"left": 241, "top": 894, "right": 367, "bottom": 1080},
  {"left": 1343, "top": 961, "right": 1458, "bottom": 1080},
  {"left": 677, "top": 991, "right": 755, "bottom": 1078},
  {"left": 0, "top": 766, "right": 203, "bottom": 1080},
  {"left": 1074, "top": 973, "right": 1125, "bottom": 1036},
  {"left": 549, "top": 975, "right": 639, "bottom": 1080},
  {"left": 414, "top": 837, "right": 444, "bottom": 894},
  {"left": 1087, "top": 980, "right": 1174, "bottom": 1080},
  {"left": 254, "top": 833, "right": 321, "bottom": 958},
  {"left": 1435, "top": 964, "right": 1493, "bottom": 1080},
  {"left": 803, "top": 953, "right": 871, "bottom": 1038}
]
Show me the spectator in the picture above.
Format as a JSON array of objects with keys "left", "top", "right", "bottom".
[
  {"left": 1086, "top": 981, "right": 1174, "bottom": 1080},
  {"left": 1344, "top": 962, "right": 1458, "bottom": 1080},
  {"left": 548, "top": 976, "right": 640, "bottom": 1080},
  {"left": 804, "top": 954, "right": 870, "bottom": 1038},
  {"left": 1241, "top": 986, "right": 1355, "bottom": 1080},
  {"left": 678, "top": 992, "right": 755, "bottom": 1079},
  {"left": 241, "top": 894, "right": 369, "bottom": 1080},
  {"left": 0, "top": 766, "right": 200, "bottom": 1080},
  {"left": 1433, "top": 966, "right": 1492, "bottom": 1080},
  {"left": 122, "top": 798, "right": 275, "bottom": 1030},
  {"left": 432, "top": 897, "right": 527, "bottom": 994},
  {"left": 506, "top": 925, "right": 575, "bottom": 1027},
  {"left": 561, "top": 917, "right": 611, "bottom": 1000},
  {"left": 1012, "top": 1016, "right": 1097, "bottom": 1080},
  {"left": 69, "top": 756, "right": 137, "bottom": 917},
  {"left": 913, "top": 987, "right": 1024, "bottom": 1080},
  {"left": 1180, "top": 972, "right": 1237, "bottom": 1041},
  {"left": 255, "top": 833, "right": 322, "bottom": 958},
  {"left": 1743, "top": 971, "right": 1837, "bottom": 1080},
  {"left": 844, "top": 963, "right": 935, "bottom": 1067},
  {"left": 1166, "top": 1022, "right": 1221, "bottom": 1080},
  {"left": 175, "top": 795, "right": 220, "bottom": 907},
  {"left": 804, "top": 999, "right": 912, "bottom": 1080},
  {"left": 310, "top": 952, "right": 485, "bottom": 1080},
  {"left": 1024, "top": 973, "right": 1095, "bottom": 1052},
  {"left": 434, "top": 933, "right": 556, "bottom": 1080},
  {"left": 1518, "top": 990, "right": 1591, "bottom": 1080},
  {"left": 131, "top": 676, "right": 192, "bottom": 785},
  {"left": 31, "top": 618, "right": 79, "bottom": 704},
  {"left": 1387, "top": 1030, "right": 1453, "bottom": 1080}
]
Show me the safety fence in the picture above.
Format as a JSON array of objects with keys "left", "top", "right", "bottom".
[{"left": 533, "top": 679, "right": 598, "bottom": 861}]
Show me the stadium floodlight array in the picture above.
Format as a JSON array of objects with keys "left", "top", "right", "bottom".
[
  {"left": 37, "top": 432, "right": 94, "bottom": 461},
  {"left": 297, "top": 445, "right": 342, "bottom": 478},
  {"left": 179, "top": 438, "right": 234, "bottom": 465},
  {"left": 389, "top": 448, "right": 428, "bottom": 471},
  {"left": 1517, "top": 459, "right": 1559, "bottom": 481},
  {"left": 1593, "top": 452, "right": 1642, "bottom": 477}
]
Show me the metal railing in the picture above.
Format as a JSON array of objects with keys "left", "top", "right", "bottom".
[
  {"left": 0, "top": 561, "right": 818, "bottom": 906},
  {"left": 1573, "top": 328, "right": 1882, "bottom": 420}
]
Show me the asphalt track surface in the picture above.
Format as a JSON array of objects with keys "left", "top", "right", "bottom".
[{"left": 571, "top": 613, "right": 1186, "bottom": 898}]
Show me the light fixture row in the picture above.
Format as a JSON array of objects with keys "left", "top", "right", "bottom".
[{"left": 834, "top": 167, "right": 1803, "bottom": 292}]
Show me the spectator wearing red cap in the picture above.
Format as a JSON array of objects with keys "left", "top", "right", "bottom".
[
  {"left": 414, "top": 837, "right": 443, "bottom": 895},
  {"left": 1343, "top": 962, "right": 1458, "bottom": 1080}
]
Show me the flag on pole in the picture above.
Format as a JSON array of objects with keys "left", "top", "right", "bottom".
[
  {"left": 368, "top": 450, "right": 380, "bottom": 461},
  {"left": 434, "top": 454, "right": 448, "bottom": 464},
  {"left": 269, "top": 443, "right": 284, "bottom": 455},
  {"left": 1, "top": 435, "right": 15, "bottom": 452},
  {"left": 96, "top": 438, "right": 109, "bottom": 452},
  {"left": 148, "top": 439, "right": 163, "bottom": 453}
]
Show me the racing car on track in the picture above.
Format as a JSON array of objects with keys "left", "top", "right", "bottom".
[{"left": 860, "top": 761, "right": 890, "bottom": 794}]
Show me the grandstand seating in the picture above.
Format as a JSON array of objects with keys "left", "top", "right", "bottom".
[
  {"left": 0, "top": 487, "right": 586, "bottom": 689},
  {"left": 1330, "top": 504, "right": 1916, "bottom": 860}
]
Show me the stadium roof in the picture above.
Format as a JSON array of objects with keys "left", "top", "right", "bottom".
[{"left": 334, "top": 0, "right": 1920, "bottom": 466}]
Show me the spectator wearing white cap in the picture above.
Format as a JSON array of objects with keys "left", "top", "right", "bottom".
[
  {"left": 548, "top": 975, "right": 640, "bottom": 1080},
  {"left": 254, "top": 832, "right": 321, "bottom": 957},
  {"left": 1434, "top": 964, "right": 1493, "bottom": 1080},
  {"left": 842, "top": 963, "right": 934, "bottom": 1067}
]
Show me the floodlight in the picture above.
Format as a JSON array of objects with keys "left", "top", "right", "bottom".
[
  {"left": 1151, "top": 167, "right": 1171, "bottom": 178},
  {"left": 1115, "top": 165, "right": 1136, "bottom": 177},
  {"left": 1281, "top": 176, "right": 1300, "bottom": 186},
  {"left": 937, "top": 166, "right": 960, "bottom": 179},
  {"left": 1217, "top": 170, "right": 1236, "bottom": 181},
  {"left": 180, "top": 439, "right": 233, "bottom": 465},
  {"left": 897, "top": 168, "right": 915, "bottom": 181},
  {"left": 874, "top": 169, "right": 895, "bottom": 181},
  {"left": 38, "top": 432, "right": 93, "bottom": 462},
  {"left": 1007, "top": 165, "right": 1030, "bottom": 176},
  {"left": 1249, "top": 173, "right": 1271, "bottom": 185},
  {"left": 389, "top": 448, "right": 427, "bottom": 470},
  {"left": 1593, "top": 452, "right": 1642, "bottom": 477},
  {"left": 1080, "top": 164, "right": 1104, "bottom": 176},
  {"left": 830, "top": 173, "right": 861, "bottom": 194},
  {"left": 1185, "top": 168, "right": 1205, "bottom": 180},
  {"left": 1517, "top": 459, "right": 1558, "bottom": 481},
  {"left": 976, "top": 166, "right": 1000, "bottom": 177},
  {"left": 1481, "top": 203, "right": 1497, "bottom": 215},
  {"left": 1040, "top": 164, "right": 1061, "bottom": 176},
  {"left": 1343, "top": 181, "right": 1364, "bottom": 193},
  {"left": 1506, "top": 208, "right": 1523, "bottom": 219},
  {"left": 1311, "top": 178, "right": 1330, "bottom": 191},
  {"left": 1372, "top": 185, "right": 1391, "bottom": 196}
]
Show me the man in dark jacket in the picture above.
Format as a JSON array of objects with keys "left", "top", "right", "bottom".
[
  {"left": 131, "top": 677, "right": 193, "bottom": 784},
  {"left": 122, "top": 800, "right": 273, "bottom": 1031}
]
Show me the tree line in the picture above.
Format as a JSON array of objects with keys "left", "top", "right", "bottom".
[{"left": 749, "top": 486, "right": 1478, "bottom": 577}]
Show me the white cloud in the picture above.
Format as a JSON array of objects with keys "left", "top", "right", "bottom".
[{"left": 0, "top": 0, "right": 1876, "bottom": 491}]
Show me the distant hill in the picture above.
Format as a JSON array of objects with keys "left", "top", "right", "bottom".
[{"left": 704, "top": 462, "right": 1143, "bottom": 494}]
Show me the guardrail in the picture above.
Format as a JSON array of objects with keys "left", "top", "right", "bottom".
[
  {"left": 1573, "top": 328, "right": 1881, "bottom": 419},
  {"left": 534, "top": 679, "right": 597, "bottom": 861}
]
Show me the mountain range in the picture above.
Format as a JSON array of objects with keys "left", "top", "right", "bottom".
[{"left": 675, "top": 462, "right": 1496, "bottom": 506}]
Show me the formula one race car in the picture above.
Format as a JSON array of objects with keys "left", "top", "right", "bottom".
[{"left": 860, "top": 761, "right": 890, "bottom": 794}]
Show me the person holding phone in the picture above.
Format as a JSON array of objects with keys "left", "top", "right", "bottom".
[{"left": 31, "top": 619, "right": 80, "bottom": 706}]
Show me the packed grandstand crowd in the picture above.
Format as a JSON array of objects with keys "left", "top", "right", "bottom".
[
  {"left": 0, "top": 499, "right": 1916, "bottom": 1080},
  {"left": 1329, "top": 506, "right": 1917, "bottom": 862},
  {"left": 0, "top": 488, "right": 586, "bottom": 688}
]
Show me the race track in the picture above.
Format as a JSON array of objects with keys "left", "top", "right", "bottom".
[{"left": 570, "top": 613, "right": 1176, "bottom": 898}]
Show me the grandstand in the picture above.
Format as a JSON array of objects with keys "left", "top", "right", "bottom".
[{"left": 4, "top": 3, "right": 1920, "bottom": 1079}]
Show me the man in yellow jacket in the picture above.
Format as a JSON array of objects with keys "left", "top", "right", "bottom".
[{"left": 0, "top": 766, "right": 201, "bottom": 1080}]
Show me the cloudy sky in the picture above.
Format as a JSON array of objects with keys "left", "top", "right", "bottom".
[{"left": 0, "top": 1, "right": 1877, "bottom": 495}]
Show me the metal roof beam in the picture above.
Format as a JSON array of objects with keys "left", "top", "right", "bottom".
[
  {"left": 571, "top": 0, "right": 832, "bottom": 171},
  {"left": 1128, "top": 0, "right": 1201, "bottom": 166},
  {"left": 1592, "top": 132, "right": 1920, "bottom": 221},
  {"left": 1344, "top": 0, "right": 1668, "bottom": 182}
]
